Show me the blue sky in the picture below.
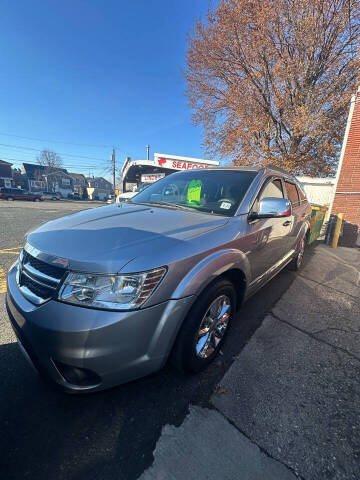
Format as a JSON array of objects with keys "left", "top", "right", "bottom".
[{"left": 0, "top": 0, "right": 214, "bottom": 178}]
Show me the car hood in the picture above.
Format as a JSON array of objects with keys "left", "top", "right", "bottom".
[{"left": 26, "top": 203, "right": 229, "bottom": 273}]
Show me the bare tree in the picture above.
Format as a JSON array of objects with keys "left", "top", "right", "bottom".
[
  {"left": 186, "top": 0, "right": 360, "bottom": 175},
  {"left": 37, "top": 149, "right": 63, "bottom": 169}
]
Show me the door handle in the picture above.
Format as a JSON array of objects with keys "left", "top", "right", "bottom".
[{"left": 283, "top": 220, "right": 291, "bottom": 226}]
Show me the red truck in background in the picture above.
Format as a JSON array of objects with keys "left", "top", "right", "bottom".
[{"left": 0, "top": 188, "right": 42, "bottom": 202}]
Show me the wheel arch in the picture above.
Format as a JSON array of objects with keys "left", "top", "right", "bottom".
[
  {"left": 298, "top": 219, "right": 311, "bottom": 246},
  {"left": 171, "top": 249, "right": 250, "bottom": 311}
]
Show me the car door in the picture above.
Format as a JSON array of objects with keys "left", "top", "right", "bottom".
[
  {"left": 283, "top": 180, "right": 304, "bottom": 251},
  {"left": 284, "top": 179, "right": 308, "bottom": 250},
  {"left": 15, "top": 190, "right": 25, "bottom": 200},
  {"left": 23, "top": 191, "right": 33, "bottom": 200},
  {"left": 244, "top": 177, "right": 293, "bottom": 288}
]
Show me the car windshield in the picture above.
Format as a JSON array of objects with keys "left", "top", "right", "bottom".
[
  {"left": 132, "top": 170, "right": 257, "bottom": 216},
  {"left": 135, "top": 182, "right": 151, "bottom": 192}
]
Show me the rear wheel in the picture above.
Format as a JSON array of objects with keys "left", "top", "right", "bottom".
[
  {"left": 171, "top": 279, "right": 235, "bottom": 373},
  {"left": 34, "top": 198, "right": 40, "bottom": 202},
  {"left": 7, "top": 197, "right": 14, "bottom": 201},
  {"left": 289, "top": 236, "right": 306, "bottom": 271}
]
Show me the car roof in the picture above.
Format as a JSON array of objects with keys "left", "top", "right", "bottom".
[{"left": 203, "top": 164, "right": 298, "bottom": 182}]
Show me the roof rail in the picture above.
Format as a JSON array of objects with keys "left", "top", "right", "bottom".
[{"left": 265, "top": 164, "right": 294, "bottom": 176}]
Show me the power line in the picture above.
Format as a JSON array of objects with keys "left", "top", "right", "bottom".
[
  {"left": 0, "top": 151, "right": 103, "bottom": 168},
  {"left": 2, "top": 157, "right": 105, "bottom": 168},
  {"left": 0, "top": 142, "right": 108, "bottom": 162},
  {"left": 0, "top": 131, "right": 116, "bottom": 149},
  {"left": 0, "top": 157, "right": 105, "bottom": 171}
]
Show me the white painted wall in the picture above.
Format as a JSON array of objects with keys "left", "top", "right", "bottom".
[{"left": 296, "top": 176, "right": 335, "bottom": 206}]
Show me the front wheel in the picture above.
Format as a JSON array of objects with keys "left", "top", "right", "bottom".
[{"left": 171, "top": 279, "right": 236, "bottom": 373}]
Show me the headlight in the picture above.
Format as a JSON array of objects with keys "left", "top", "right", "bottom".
[{"left": 58, "top": 267, "right": 166, "bottom": 310}]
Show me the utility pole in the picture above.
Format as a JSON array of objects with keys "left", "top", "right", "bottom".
[
  {"left": 146, "top": 144, "right": 150, "bottom": 160},
  {"left": 111, "top": 148, "right": 116, "bottom": 195}
]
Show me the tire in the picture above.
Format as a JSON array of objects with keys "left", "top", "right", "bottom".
[
  {"left": 288, "top": 236, "right": 306, "bottom": 271},
  {"left": 171, "top": 279, "right": 236, "bottom": 373},
  {"left": 7, "top": 197, "right": 14, "bottom": 201},
  {"left": 34, "top": 198, "right": 40, "bottom": 202}
]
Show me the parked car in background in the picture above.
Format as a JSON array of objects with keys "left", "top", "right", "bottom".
[
  {"left": 40, "top": 191, "right": 61, "bottom": 201},
  {"left": 6, "top": 166, "right": 311, "bottom": 393},
  {"left": 0, "top": 188, "right": 42, "bottom": 202},
  {"left": 107, "top": 194, "right": 115, "bottom": 204},
  {"left": 117, "top": 182, "right": 152, "bottom": 202},
  {"left": 67, "top": 192, "right": 81, "bottom": 200}
]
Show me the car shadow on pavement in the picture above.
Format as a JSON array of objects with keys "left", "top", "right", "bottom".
[{"left": 0, "top": 245, "right": 317, "bottom": 480}]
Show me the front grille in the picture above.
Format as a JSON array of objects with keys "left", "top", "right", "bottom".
[
  {"left": 23, "top": 251, "right": 65, "bottom": 280},
  {"left": 20, "top": 273, "right": 55, "bottom": 300},
  {"left": 18, "top": 251, "right": 67, "bottom": 305}
]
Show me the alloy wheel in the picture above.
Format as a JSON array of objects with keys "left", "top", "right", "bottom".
[{"left": 195, "top": 294, "right": 231, "bottom": 359}]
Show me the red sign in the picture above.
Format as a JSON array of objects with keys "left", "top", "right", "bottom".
[{"left": 157, "top": 157, "right": 210, "bottom": 170}]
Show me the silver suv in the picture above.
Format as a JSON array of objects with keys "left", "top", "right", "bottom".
[{"left": 6, "top": 166, "right": 311, "bottom": 393}]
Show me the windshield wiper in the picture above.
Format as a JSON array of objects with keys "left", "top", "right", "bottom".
[
  {"left": 131, "top": 200, "right": 224, "bottom": 215},
  {"left": 132, "top": 201, "right": 197, "bottom": 212}
]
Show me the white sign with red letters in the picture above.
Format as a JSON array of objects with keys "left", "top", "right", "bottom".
[
  {"left": 155, "top": 157, "right": 211, "bottom": 170},
  {"left": 140, "top": 173, "right": 165, "bottom": 183}
]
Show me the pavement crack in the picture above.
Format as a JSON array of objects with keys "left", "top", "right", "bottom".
[
  {"left": 297, "top": 273, "right": 359, "bottom": 300},
  {"left": 210, "top": 403, "right": 305, "bottom": 479},
  {"left": 312, "top": 326, "right": 360, "bottom": 336},
  {"left": 270, "top": 312, "right": 360, "bottom": 364}
]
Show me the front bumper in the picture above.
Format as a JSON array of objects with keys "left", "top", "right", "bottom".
[{"left": 6, "top": 266, "right": 195, "bottom": 393}]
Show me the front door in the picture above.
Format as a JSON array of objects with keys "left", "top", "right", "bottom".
[{"left": 243, "top": 177, "right": 292, "bottom": 291}]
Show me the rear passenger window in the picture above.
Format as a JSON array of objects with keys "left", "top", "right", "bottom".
[{"left": 285, "top": 181, "right": 299, "bottom": 205}]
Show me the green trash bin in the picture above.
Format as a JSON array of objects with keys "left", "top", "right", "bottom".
[{"left": 308, "top": 205, "right": 328, "bottom": 244}]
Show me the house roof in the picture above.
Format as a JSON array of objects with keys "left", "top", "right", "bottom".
[
  {"left": 22, "top": 163, "right": 68, "bottom": 178},
  {"left": 69, "top": 172, "right": 86, "bottom": 180},
  {"left": 86, "top": 176, "right": 112, "bottom": 184}
]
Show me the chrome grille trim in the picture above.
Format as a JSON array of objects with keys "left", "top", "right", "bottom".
[
  {"left": 18, "top": 284, "right": 49, "bottom": 305},
  {"left": 21, "top": 268, "right": 58, "bottom": 291},
  {"left": 22, "top": 262, "right": 60, "bottom": 286},
  {"left": 17, "top": 248, "right": 66, "bottom": 305},
  {"left": 24, "top": 242, "right": 42, "bottom": 259}
]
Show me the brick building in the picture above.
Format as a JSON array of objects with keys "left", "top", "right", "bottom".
[{"left": 330, "top": 86, "right": 360, "bottom": 246}]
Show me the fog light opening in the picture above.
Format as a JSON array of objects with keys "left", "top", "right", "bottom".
[{"left": 53, "top": 360, "right": 101, "bottom": 387}]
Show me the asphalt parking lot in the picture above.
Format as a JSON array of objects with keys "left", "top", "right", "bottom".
[{"left": 0, "top": 200, "right": 300, "bottom": 480}]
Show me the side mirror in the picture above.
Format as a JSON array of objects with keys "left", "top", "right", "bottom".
[{"left": 249, "top": 197, "right": 292, "bottom": 220}]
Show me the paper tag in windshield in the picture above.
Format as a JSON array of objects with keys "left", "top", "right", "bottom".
[
  {"left": 220, "top": 201, "right": 231, "bottom": 210},
  {"left": 187, "top": 180, "right": 202, "bottom": 203}
]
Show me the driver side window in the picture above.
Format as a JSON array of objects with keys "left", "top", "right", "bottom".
[{"left": 253, "top": 178, "right": 284, "bottom": 212}]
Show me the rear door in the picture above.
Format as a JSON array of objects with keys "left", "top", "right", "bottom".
[
  {"left": 283, "top": 180, "right": 305, "bottom": 251},
  {"left": 245, "top": 176, "right": 292, "bottom": 287}
]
